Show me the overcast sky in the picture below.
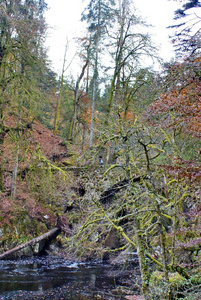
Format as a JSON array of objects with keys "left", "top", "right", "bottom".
[{"left": 44, "top": 0, "right": 181, "bottom": 76}]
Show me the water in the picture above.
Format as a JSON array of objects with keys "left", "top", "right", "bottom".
[{"left": 0, "top": 256, "right": 131, "bottom": 299}]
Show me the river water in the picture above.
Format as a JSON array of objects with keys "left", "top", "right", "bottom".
[{"left": 0, "top": 256, "right": 138, "bottom": 299}]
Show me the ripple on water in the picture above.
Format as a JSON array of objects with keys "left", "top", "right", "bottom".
[{"left": 0, "top": 256, "right": 131, "bottom": 299}]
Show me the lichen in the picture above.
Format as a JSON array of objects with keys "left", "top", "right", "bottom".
[{"left": 150, "top": 270, "right": 185, "bottom": 288}]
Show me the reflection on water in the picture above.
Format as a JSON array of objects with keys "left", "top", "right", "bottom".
[{"left": 0, "top": 256, "right": 127, "bottom": 299}]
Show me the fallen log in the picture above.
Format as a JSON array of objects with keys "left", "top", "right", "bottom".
[
  {"left": 0, "top": 227, "right": 60, "bottom": 260},
  {"left": 100, "top": 175, "right": 149, "bottom": 203}
]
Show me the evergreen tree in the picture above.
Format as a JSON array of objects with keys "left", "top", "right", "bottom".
[{"left": 172, "top": 0, "right": 201, "bottom": 57}]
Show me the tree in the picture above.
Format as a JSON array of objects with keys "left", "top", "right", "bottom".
[
  {"left": 68, "top": 38, "right": 90, "bottom": 142},
  {"left": 81, "top": 0, "right": 115, "bottom": 147},
  {"left": 105, "top": 0, "right": 155, "bottom": 121},
  {"left": 0, "top": 0, "right": 48, "bottom": 194},
  {"left": 148, "top": 57, "right": 201, "bottom": 163},
  {"left": 171, "top": 0, "right": 201, "bottom": 57},
  {"left": 65, "top": 114, "right": 196, "bottom": 298},
  {"left": 54, "top": 40, "right": 68, "bottom": 134}
]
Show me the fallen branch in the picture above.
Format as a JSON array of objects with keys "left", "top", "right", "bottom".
[{"left": 0, "top": 227, "right": 60, "bottom": 260}]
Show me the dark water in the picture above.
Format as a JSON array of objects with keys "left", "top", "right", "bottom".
[{"left": 0, "top": 256, "right": 130, "bottom": 299}]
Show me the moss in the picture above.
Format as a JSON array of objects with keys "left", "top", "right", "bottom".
[
  {"left": 68, "top": 212, "right": 82, "bottom": 224},
  {"left": 60, "top": 159, "right": 74, "bottom": 167},
  {"left": 149, "top": 270, "right": 187, "bottom": 299},
  {"left": 149, "top": 270, "right": 165, "bottom": 285},
  {"left": 169, "top": 272, "right": 186, "bottom": 287},
  {"left": 192, "top": 249, "right": 201, "bottom": 263},
  {"left": 190, "top": 274, "right": 201, "bottom": 285},
  {"left": 150, "top": 270, "right": 185, "bottom": 287}
]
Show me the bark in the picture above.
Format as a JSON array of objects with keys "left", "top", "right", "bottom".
[
  {"left": 89, "top": 42, "right": 98, "bottom": 148},
  {"left": 138, "top": 139, "right": 150, "bottom": 172},
  {"left": 11, "top": 143, "right": 19, "bottom": 199},
  {"left": 0, "top": 227, "right": 60, "bottom": 260},
  {"left": 134, "top": 215, "right": 150, "bottom": 299},
  {"left": 81, "top": 123, "right": 86, "bottom": 151},
  {"left": 156, "top": 207, "right": 169, "bottom": 283},
  {"left": 68, "top": 54, "right": 89, "bottom": 142},
  {"left": 100, "top": 175, "right": 148, "bottom": 203},
  {"left": 54, "top": 41, "right": 68, "bottom": 134},
  {"left": 0, "top": 131, "right": 4, "bottom": 191},
  {"left": 0, "top": 163, "right": 3, "bottom": 191},
  {"left": 105, "top": 0, "right": 128, "bottom": 121}
]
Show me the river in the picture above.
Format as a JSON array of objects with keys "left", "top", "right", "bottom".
[{"left": 0, "top": 256, "right": 139, "bottom": 299}]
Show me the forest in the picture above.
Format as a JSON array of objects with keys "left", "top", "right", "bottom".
[{"left": 0, "top": 0, "right": 201, "bottom": 299}]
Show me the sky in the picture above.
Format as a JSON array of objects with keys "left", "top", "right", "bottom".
[{"left": 44, "top": 0, "right": 181, "bottom": 76}]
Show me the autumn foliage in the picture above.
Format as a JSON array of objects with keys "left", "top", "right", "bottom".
[{"left": 149, "top": 59, "right": 201, "bottom": 137}]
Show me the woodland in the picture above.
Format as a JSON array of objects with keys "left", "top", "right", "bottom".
[{"left": 0, "top": 0, "right": 201, "bottom": 299}]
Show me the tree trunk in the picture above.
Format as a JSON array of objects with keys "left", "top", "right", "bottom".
[
  {"left": 0, "top": 130, "right": 4, "bottom": 191},
  {"left": 68, "top": 53, "right": 89, "bottom": 142},
  {"left": 0, "top": 227, "right": 60, "bottom": 260},
  {"left": 105, "top": 0, "right": 126, "bottom": 122},
  {"left": 89, "top": 43, "right": 98, "bottom": 148},
  {"left": 11, "top": 143, "right": 19, "bottom": 199},
  {"left": 81, "top": 123, "right": 86, "bottom": 151},
  {"left": 0, "top": 163, "right": 3, "bottom": 191},
  {"left": 54, "top": 41, "right": 68, "bottom": 134},
  {"left": 134, "top": 215, "right": 150, "bottom": 299}
]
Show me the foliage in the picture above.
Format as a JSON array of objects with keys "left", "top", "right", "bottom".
[
  {"left": 171, "top": 0, "right": 201, "bottom": 57},
  {"left": 0, "top": 1, "right": 200, "bottom": 299},
  {"left": 147, "top": 57, "right": 201, "bottom": 163},
  {"left": 63, "top": 113, "right": 200, "bottom": 298}
]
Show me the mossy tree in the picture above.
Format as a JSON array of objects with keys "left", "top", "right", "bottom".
[
  {"left": 105, "top": 0, "right": 156, "bottom": 122},
  {"left": 64, "top": 110, "right": 200, "bottom": 298},
  {"left": 81, "top": 0, "right": 116, "bottom": 147},
  {"left": 0, "top": 0, "right": 48, "bottom": 193}
]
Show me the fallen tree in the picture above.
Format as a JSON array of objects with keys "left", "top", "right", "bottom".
[
  {"left": 0, "top": 227, "right": 60, "bottom": 260},
  {"left": 100, "top": 175, "right": 149, "bottom": 203}
]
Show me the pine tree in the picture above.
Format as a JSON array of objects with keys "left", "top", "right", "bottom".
[{"left": 172, "top": 0, "right": 201, "bottom": 56}]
